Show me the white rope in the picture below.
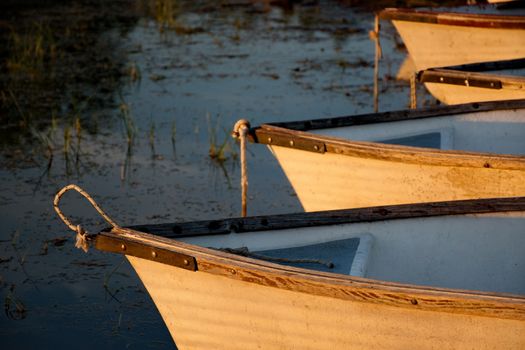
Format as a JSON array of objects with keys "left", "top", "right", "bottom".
[
  {"left": 53, "top": 184, "right": 120, "bottom": 252},
  {"left": 369, "top": 14, "right": 382, "bottom": 113},
  {"left": 232, "top": 119, "right": 250, "bottom": 217}
]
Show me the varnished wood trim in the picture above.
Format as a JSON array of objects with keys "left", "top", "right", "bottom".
[
  {"left": 250, "top": 123, "right": 525, "bottom": 170},
  {"left": 419, "top": 68, "right": 525, "bottom": 90},
  {"left": 128, "top": 196, "right": 525, "bottom": 238},
  {"left": 256, "top": 100, "right": 525, "bottom": 131},
  {"left": 379, "top": 8, "right": 525, "bottom": 29},
  {"left": 94, "top": 203, "right": 525, "bottom": 321}
]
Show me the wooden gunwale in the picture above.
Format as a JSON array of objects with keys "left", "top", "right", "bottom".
[
  {"left": 246, "top": 100, "right": 525, "bottom": 170},
  {"left": 259, "top": 100, "right": 525, "bottom": 131},
  {"left": 93, "top": 197, "right": 525, "bottom": 321},
  {"left": 378, "top": 8, "right": 525, "bottom": 29},
  {"left": 418, "top": 68, "right": 525, "bottom": 90},
  {"left": 124, "top": 196, "right": 525, "bottom": 237}
]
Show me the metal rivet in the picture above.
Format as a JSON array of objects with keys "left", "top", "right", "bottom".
[
  {"left": 121, "top": 244, "right": 126, "bottom": 251},
  {"left": 267, "top": 137, "right": 272, "bottom": 143},
  {"left": 464, "top": 79, "right": 469, "bottom": 87},
  {"left": 411, "top": 299, "right": 418, "bottom": 305},
  {"left": 289, "top": 140, "right": 294, "bottom": 146},
  {"left": 230, "top": 269, "right": 236, "bottom": 275},
  {"left": 313, "top": 145, "right": 319, "bottom": 151},
  {"left": 439, "top": 77, "right": 444, "bottom": 82},
  {"left": 151, "top": 251, "right": 157, "bottom": 258},
  {"left": 183, "top": 259, "right": 189, "bottom": 266},
  {"left": 490, "top": 82, "right": 494, "bottom": 87}
]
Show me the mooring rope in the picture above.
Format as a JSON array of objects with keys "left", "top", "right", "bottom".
[
  {"left": 410, "top": 73, "right": 417, "bottom": 109},
  {"left": 232, "top": 119, "right": 250, "bottom": 217},
  {"left": 53, "top": 184, "right": 120, "bottom": 252},
  {"left": 369, "top": 14, "right": 382, "bottom": 113},
  {"left": 219, "top": 247, "right": 335, "bottom": 269}
]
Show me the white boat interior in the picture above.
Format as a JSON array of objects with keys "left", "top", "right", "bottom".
[
  {"left": 309, "top": 107, "right": 525, "bottom": 155},
  {"left": 181, "top": 211, "right": 525, "bottom": 296}
]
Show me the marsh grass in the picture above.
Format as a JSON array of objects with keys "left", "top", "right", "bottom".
[
  {"left": 129, "top": 62, "right": 141, "bottom": 83},
  {"left": 119, "top": 97, "right": 137, "bottom": 181},
  {"left": 7, "top": 89, "right": 31, "bottom": 128},
  {"left": 148, "top": 119, "right": 156, "bottom": 157},
  {"left": 4, "top": 285, "right": 27, "bottom": 320},
  {"left": 153, "top": 0, "right": 204, "bottom": 34},
  {"left": 206, "top": 113, "right": 237, "bottom": 164},
  {"left": 7, "top": 22, "right": 57, "bottom": 79},
  {"left": 171, "top": 119, "right": 177, "bottom": 156}
]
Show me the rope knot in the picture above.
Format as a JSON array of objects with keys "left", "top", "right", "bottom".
[
  {"left": 232, "top": 119, "right": 250, "bottom": 139},
  {"left": 75, "top": 225, "right": 89, "bottom": 253},
  {"left": 54, "top": 184, "right": 120, "bottom": 253}
]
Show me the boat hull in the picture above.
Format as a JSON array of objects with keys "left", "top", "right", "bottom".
[
  {"left": 128, "top": 255, "right": 525, "bottom": 349},
  {"left": 270, "top": 145, "right": 525, "bottom": 211},
  {"left": 391, "top": 20, "right": 525, "bottom": 72}
]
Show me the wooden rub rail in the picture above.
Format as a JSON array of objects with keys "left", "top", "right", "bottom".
[{"left": 95, "top": 233, "right": 198, "bottom": 271}]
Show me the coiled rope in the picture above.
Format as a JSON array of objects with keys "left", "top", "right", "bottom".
[
  {"left": 53, "top": 184, "right": 120, "bottom": 252},
  {"left": 232, "top": 119, "right": 250, "bottom": 217}
]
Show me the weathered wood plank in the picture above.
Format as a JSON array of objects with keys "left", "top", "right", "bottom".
[{"left": 125, "top": 197, "right": 525, "bottom": 238}]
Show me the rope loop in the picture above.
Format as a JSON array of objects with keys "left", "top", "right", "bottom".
[
  {"left": 232, "top": 119, "right": 250, "bottom": 217},
  {"left": 231, "top": 119, "right": 250, "bottom": 139},
  {"left": 53, "top": 184, "right": 120, "bottom": 252}
]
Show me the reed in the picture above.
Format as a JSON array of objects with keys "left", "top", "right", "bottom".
[
  {"left": 207, "top": 113, "right": 235, "bottom": 164},
  {"left": 148, "top": 119, "right": 156, "bottom": 156},
  {"left": 4, "top": 285, "right": 27, "bottom": 320},
  {"left": 6, "top": 22, "right": 56, "bottom": 78},
  {"left": 129, "top": 62, "right": 141, "bottom": 83},
  {"left": 119, "top": 100, "right": 137, "bottom": 147}
]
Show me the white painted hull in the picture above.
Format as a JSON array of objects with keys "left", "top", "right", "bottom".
[
  {"left": 267, "top": 106, "right": 525, "bottom": 211},
  {"left": 117, "top": 208, "right": 525, "bottom": 349},
  {"left": 391, "top": 20, "right": 525, "bottom": 72}
]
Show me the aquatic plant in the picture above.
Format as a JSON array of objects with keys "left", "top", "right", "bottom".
[
  {"left": 129, "top": 62, "right": 142, "bottom": 83},
  {"left": 119, "top": 100, "right": 137, "bottom": 147},
  {"left": 6, "top": 22, "right": 57, "bottom": 79},
  {"left": 148, "top": 119, "right": 156, "bottom": 156},
  {"left": 169, "top": 119, "right": 177, "bottom": 158},
  {"left": 207, "top": 113, "right": 235, "bottom": 164}
]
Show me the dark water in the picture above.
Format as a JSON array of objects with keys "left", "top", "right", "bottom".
[{"left": 0, "top": 0, "right": 443, "bottom": 348}]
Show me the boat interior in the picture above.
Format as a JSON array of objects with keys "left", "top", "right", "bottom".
[
  {"left": 180, "top": 212, "right": 525, "bottom": 295},
  {"left": 309, "top": 107, "right": 525, "bottom": 155}
]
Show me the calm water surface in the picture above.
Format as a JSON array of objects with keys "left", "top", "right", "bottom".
[{"left": 0, "top": 1, "right": 437, "bottom": 348}]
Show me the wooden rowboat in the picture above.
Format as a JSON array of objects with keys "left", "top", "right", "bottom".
[
  {"left": 379, "top": 8, "right": 525, "bottom": 73},
  {"left": 55, "top": 187, "right": 525, "bottom": 349},
  {"left": 417, "top": 58, "right": 525, "bottom": 105},
  {"left": 244, "top": 99, "right": 525, "bottom": 211}
]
